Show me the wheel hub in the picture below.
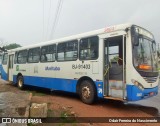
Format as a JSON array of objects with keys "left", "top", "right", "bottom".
[
  {"left": 18, "top": 80, "right": 22, "bottom": 87},
  {"left": 82, "top": 86, "right": 90, "bottom": 99}
]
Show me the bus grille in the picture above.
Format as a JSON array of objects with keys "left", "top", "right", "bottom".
[{"left": 143, "top": 77, "right": 158, "bottom": 83}]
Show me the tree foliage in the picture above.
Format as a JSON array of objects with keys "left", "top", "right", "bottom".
[
  {"left": 4, "top": 43, "right": 21, "bottom": 50},
  {"left": 110, "top": 56, "right": 119, "bottom": 62}
]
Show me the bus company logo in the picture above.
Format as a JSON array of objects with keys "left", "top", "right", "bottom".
[
  {"left": 104, "top": 26, "right": 115, "bottom": 32},
  {"left": 45, "top": 66, "right": 60, "bottom": 71}
]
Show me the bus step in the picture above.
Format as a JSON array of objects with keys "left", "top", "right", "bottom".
[{"left": 104, "top": 96, "right": 124, "bottom": 101}]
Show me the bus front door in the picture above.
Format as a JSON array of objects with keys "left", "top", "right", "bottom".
[
  {"left": 104, "top": 35, "right": 125, "bottom": 100},
  {"left": 8, "top": 54, "right": 14, "bottom": 81}
]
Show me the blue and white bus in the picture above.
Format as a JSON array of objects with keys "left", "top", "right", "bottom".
[{"left": 0, "top": 23, "right": 159, "bottom": 104}]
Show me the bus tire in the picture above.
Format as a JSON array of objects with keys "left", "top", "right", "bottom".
[
  {"left": 79, "top": 80, "right": 96, "bottom": 104},
  {"left": 17, "top": 76, "right": 24, "bottom": 90}
]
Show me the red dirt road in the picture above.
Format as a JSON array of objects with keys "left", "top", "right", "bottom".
[
  {"left": 32, "top": 94, "right": 154, "bottom": 117},
  {"left": 31, "top": 90, "right": 160, "bottom": 126}
]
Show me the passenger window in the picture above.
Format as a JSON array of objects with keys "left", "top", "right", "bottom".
[
  {"left": 2, "top": 53, "right": 8, "bottom": 65},
  {"left": 17, "top": 50, "right": 28, "bottom": 64},
  {"left": 28, "top": 47, "right": 40, "bottom": 63},
  {"left": 57, "top": 40, "right": 78, "bottom": 61},
  {"left": 41, "top": 44, "right": 56, "bottom": 62},
  {"left": 14, "top": 52, "right": 17, "bottom": 64},
  {"left": 0, "top": 55, "right": 2, "bottom": 64},
  {"left": 79, "top": 36, "right": 99, "bottom": 60}
]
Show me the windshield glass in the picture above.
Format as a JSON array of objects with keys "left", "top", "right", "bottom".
[{"left": 133, "top": 37, "right": 157, "bottom": 72}]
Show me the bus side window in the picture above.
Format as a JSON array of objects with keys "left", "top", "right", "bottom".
[
  {"left": 41, "top": 55, "right": 47, "bottom": 62},
  {"left": 28, "top": 47, "right": 40, "bottom": 63},
  {"left": 79, "top": 36, "right": 99, "bottom": 60},
  {"left": 17, "top": 50, "right": 28, "bottom": 64},
  {"left": 57, "top": 40, "right": 78, "bottom": 61},
  {"left": 2, "top": 53, "right": 8, "bottom": 65},
  {"left": 41, "top": 44, "right": 56, "bottom": 62}
]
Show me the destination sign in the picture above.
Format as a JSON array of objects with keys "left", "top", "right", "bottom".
[{"left": 134, "top": 26, "right": 154, "bottom": 39}]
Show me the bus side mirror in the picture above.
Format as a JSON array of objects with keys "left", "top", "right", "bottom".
[
  {"left": 134, "top": 36, "right": 139, "bottom": 46},
  {"left": 132, "top": 34, "right": 139, "bottom": 46},
  {"left": 131, "top": 26, "right": 139, "bottom": 46}
]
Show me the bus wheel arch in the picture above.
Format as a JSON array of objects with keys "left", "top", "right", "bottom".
[
  {"left": 17, "top": 73, "right": 24, "bottom": 90},
  {"left": 76, "top": 76, "right": 97, "bottom": 104}
]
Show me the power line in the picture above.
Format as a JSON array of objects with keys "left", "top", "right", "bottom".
[
  {"left": 49, "top": 0, "right": 63, "bottom": 40},
  {"left": 46, "top": 0, "right": 52, "bottom": 40}
]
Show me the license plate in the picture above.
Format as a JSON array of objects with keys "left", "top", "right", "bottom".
[{"left": 150, "top": 92, "right": 154, "bottom": 96}]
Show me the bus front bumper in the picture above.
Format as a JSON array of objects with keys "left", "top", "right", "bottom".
[{"left": 126, "top": 85, "right": 158, "bottom": 101}]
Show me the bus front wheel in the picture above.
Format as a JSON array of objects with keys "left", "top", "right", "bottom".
[
  {"left": 79, "top": 80, "right": 96, "bottom": 104},
  {"left": 17, "top": 76, "right": 24, "bottom": 90}
]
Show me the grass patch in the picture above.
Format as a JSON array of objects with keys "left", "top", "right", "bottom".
[
  {"left": 60, "top": 111, "right": 77, "bottom": 124},
  {"left": 47, "top": 109, "right": 55, "bottom": 117}
]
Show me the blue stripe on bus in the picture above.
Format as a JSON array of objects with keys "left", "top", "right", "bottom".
[
  {"left": 1, "top": 66, "right": 8, "bottom": 81},
  {"left": 14, "top": 75, "right": 77, "bottom": 92},
  {"left": 126, "top": 84, "right": 158, "bottom": 101},
  {"left": 13, "top": 75, "right": 104, "bottom": 98}
]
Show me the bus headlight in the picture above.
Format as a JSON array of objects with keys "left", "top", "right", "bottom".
[{"left": 131, "top": 79, "right": 144, "bottom": 91}]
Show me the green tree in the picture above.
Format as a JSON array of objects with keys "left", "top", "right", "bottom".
[
  {"left": 110, "top": 56, "right": 119, "bottom": 62},
  {"left": 4, "top": 43, "right": 21, "bottom": 50}
]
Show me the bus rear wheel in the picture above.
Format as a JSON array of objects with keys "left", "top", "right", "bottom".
[
  {"left": 17, "top": 76, "right": 24, "bottom": 89},
  {"left": 79, "top": 80, "right": 96, "bottom": 104}
]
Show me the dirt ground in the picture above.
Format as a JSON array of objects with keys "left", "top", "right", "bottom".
[{"left": 0, "top": 79, "right": 160, "bottom": 126}]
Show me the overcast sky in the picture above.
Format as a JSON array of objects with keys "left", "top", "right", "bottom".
[{"left": 0, "top": 0, "right": 160, "bottom": 46}]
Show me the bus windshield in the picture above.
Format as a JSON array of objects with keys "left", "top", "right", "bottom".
[{"left": 133, "top": 37, "right": 158, "bottom": 72}]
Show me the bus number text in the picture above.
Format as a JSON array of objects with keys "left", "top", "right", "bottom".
[{"left": 72, "top": 64, "right": 90, "bottom": 69}]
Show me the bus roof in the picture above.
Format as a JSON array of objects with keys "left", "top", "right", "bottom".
[{"left": 9, "top": 23, "right": 133, "bottom": 52}]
